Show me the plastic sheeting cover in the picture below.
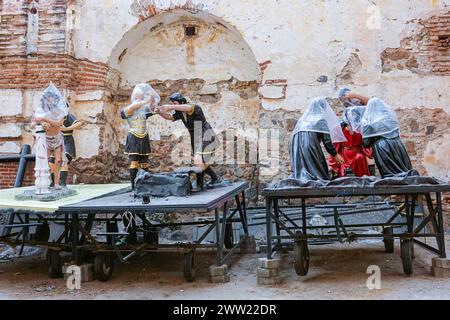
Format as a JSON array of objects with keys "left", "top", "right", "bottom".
[
  {"left": 35, "top": 83, "right": 68, "bottom": 121},
  {"left": 135, "top": 170, "right": 191, "bottom": 198},
  {"left": 344, "top": 106, "right": 366, "bottom": 134},
  {"left": 362, "top": 98, "right": 400, "bottom": 139},
  {"left": 131, "top": 83, "right": 161, "bottom": 115},
  {"left": 272, "top": 171, "right": 444, "bottom": 189},
  {"left": 292, "top": 97, "right": 347, "bottom": 143}
]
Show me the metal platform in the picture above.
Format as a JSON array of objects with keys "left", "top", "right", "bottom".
[
  {"left": 0, "top": 182, "right": 251, "bottom": 282},
  {"left": 262, "top": 183, "right": 450, "bottom": 277}
]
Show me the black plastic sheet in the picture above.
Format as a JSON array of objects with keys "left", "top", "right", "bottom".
[
  {"left": 273, "top": 171, "right": 444, "bottom": 189},
  {"left": 135, "top": 170, "right": 191, "bottom": 197}
]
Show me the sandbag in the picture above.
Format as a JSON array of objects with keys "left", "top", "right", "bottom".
[{"left": 134, "top": 170, "right": 191, "bottom": 198}]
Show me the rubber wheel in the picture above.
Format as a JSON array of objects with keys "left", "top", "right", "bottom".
[
  {"left": 183, "top": 251, "right": 196, "bottom": 282},
  {"left": 224, "top": 222, "right": 234, "bottom": 249},
  {"left": 383, "top": 227, "right": 394, "bottom": 254},
  {"left": 47, "top": 250, "right": 63, "bottom": 279},
  {"left": 294, "top": 232, "right": 310, "bottom": 276},
  {"left": 401, "top": 239, "right": 413, "bottom": 275},
  {"left": 34, "top": 221, "right": 50, "bottom": 242},
  {"left": 94, "top": 253, "right": 113, "bottom": 282}
]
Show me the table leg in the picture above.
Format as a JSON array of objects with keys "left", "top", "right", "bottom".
[
  {"left": 266, "top": 197, "right": 273, "bottom": 260},
  {"left": 436, "top": 192, "right": 447, "bottom": 258}
]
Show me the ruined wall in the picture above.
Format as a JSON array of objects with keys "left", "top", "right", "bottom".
[{"left": 0, "top": 1, "right": 449, "bottom": 212}]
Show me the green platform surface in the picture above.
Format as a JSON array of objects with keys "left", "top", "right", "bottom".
[{"left": 0, "top": 184, "right": 129, "bottom": 212}]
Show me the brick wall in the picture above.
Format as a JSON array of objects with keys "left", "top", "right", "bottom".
[
  {"left": 0, "top": 0, "right": 67, "bottom": 56},
  {"left": 0, "top": 0, "right": 109, "bottom": 93},
  {"left": 0, "top": 161, "right": 35, "bottom": 189},
  {"left": 381, "top": 12, "right": 450, "bottom": 75},
  {"left": 423, "top": 13, "right": 450, "bottom": 75},
  {"left": 0, "top": 54, "right": 109, "bottom": 92}
]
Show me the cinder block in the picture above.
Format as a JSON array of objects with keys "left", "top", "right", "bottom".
[
  {"left": 257, "top": 276, "right": 281, "bottom": 286},
  {"left": 431, "top": 266, "right": 450, "bottom": 278},
  {"left": 209, "top": 265, "right": 229, "bottom": 277},
  {"left": 257, "top": 267, "right": 278, "bottom": 278},
  {"left": 432, "top": 258, "right": 450, "bottom": 269},
  {"left": 63, "top": 264, "right": 94, "bottom": 283},
  {"left": 209, "top": 274, "right": 231, "bottom": 284},
  {"left": 258, "top": 258, "right": 280, "bottom": 270}
]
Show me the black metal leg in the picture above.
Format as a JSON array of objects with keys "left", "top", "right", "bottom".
[
  {"left": 301, "top": 198, "right": 307, "bottom": 237},
  {"left": 71, "top": 213, "right": 80, "bottom": 265},
  {"left": 273, "top": 199, "right": 282, "bottom": 246},
  {"left": 242, "top": 191, "right": 248, "bottom": 231},
  {"left": 266, "top": 197, "right": 273, "bottom": 260},
  {"left": 215, "top": 209, "right": 221, "bottom": 266},
  {"left": 235, "top": 194, "right": 249, "bottom": 235},
  {"left": 436, "top": 193, "right": 447, "bottom": 258},
  {"left": 218, "top": 202, "right": 228, "bottom": 266},
  {"left": 64, "top": 214, "right": 69, "bottom": 243},
  {"left": 405, "top": 195, "right": 413, "bottom": 236}
]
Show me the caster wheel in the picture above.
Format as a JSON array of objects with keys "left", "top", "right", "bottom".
[
  {"left": 401, "top": 239, "right": 413, "bottom": 275},
  {"left": 294, "top": 232, "right": 310, "bottom": 276},
  {"left": 183, "top": 251, "right": 196, "bottom": 282},
  {"left": 383, "top": 227, "right": 394, "bottom": 253},
  {"left": 224, "top": 222, "right": 234, "bottom": 249},
  {"left": 47, "top": 250, "right": 63, "bottom": 279},
  {"left": 94, "top": 253, "right": 113, "bottom": 282},
  {"left": 34, "top": 221, "right": 50, "bottom": 242}
]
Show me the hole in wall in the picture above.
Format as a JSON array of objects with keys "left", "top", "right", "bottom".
[{"left": 185, "top": 25, "right": 197, "bottom": 37}]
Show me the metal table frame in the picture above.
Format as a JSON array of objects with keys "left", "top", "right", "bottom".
[
  {"left": 262, "top": 185, "right": 450, "bottom": 276},
  {"left": 1, "top": 182, "right": 250, "bottom": 282}
]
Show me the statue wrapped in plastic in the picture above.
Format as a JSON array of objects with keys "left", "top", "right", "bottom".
[
  {"left": 329, "top": 106, "right": 373, "bottom": 178},
  {"left": 121, "top": 83, "right": 161, "bottom": 190},
  {"left": 290, "top": 97, "right": 346, "bottom": 181},
  {"left": 33, "top": 83, "right": 69, "bottom": 190},
  {"left": 361, "top": 98, "right": 414, "bottom": 178}
]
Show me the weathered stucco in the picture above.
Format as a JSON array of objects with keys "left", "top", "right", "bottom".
[{"left": 0, "top": 0, "right": 449, "bottom": 201}]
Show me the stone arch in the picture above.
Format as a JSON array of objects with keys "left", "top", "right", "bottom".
[{"left": 102, "top": 9, "right": 262, "bottom": 198}]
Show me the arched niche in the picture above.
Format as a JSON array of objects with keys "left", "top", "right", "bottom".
[{"left": 106, "top": 9, "right": 261, "bottom": 159}]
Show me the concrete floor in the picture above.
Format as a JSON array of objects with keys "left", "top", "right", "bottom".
[{"left": 0, "top": 237, "right": 449, "bottom": 300}]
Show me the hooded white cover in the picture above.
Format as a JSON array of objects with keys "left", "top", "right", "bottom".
[
  {"left": 292, "top": 97, "right": 347, "bottom": 143},
  {"left": 362, "top": 98, "right": 400, "bottom": 139},
  {"left": 343, "top": 106, "right": 366, "bottom": 134},
  {"left": 35, "top": 83, "right": 68, "bottom": 121},
  {"left": 131, "top": 83, "right": 161, "bottom": 115}
]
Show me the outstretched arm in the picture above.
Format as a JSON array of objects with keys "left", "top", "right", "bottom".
[
  {"left": 61, "top": 120, "right": 83, "bottom": 132},
  {"left": 34, "top": 117, "right": 64, "bottom": 128},
  {"left": 156, "top": 112, "right": 175, "bottom": 121},
  {"left": 345, "top": 92, "right": 370, "bottom": 106},
  {"left": 159, "top": 104, "right": 194, "bottom": 114},
  {"left": 123, "top": 96, "right": 154, "bottom": 117}
]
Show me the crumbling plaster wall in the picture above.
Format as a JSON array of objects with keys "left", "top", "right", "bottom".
[{"left": 0, "top": 0, "right": 449, "bottom": 198}]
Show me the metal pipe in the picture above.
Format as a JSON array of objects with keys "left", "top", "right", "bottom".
[
  {"left": 0, "top": 154, "right": 35, "bottom": 163},
  {"left": 13, "top": 145, "right": 32, "bottom": 188}
]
